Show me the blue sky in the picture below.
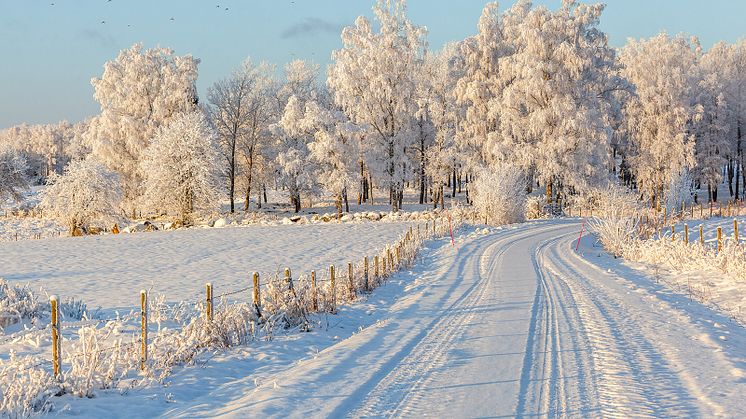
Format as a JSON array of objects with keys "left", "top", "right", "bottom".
[{"left": 1, "top": 0, "right": 744, "bottom": 129}]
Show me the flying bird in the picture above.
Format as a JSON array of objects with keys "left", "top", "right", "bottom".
[
  {"left": 170, "top": 17, "right": 175, "bottom": 21},
  {"left": 101, "top": 20, "right": 106, "bottom": 24}
]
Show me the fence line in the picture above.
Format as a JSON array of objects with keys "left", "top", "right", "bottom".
[{"left": 6, "top": 213, "right": 464, "bottom": 380}]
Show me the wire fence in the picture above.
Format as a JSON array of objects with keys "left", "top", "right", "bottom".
[{"left": 0, "top": 213, "right": 467, "bottom": 385}]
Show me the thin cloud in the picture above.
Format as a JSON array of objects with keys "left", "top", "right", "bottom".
[
  {"left": 77, "top": 29, "right": 117, "bottom": 49},
  {"left": 280, "top": 17, "right": 343, "bottom": 39}
]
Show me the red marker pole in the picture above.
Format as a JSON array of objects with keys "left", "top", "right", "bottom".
[{"left": 576, "top": 219, "right": 585, "bottom": 252}]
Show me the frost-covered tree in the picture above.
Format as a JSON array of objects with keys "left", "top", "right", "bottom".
[
  {"left": 272, "top": 60, "right": 322, "bottom": 212},
  {"left": 40, "top": 159, "right": 122, "bottom": 234},
  {"left": 207, "top": 58, "right": 277, "bottom": 212},
  {"left": 86, "top": 43, "right": 200, "bottom": 207},
  {"left": 621, "top": 34, "right": 699, "bottom": 209},
  {"left": 0, "top": 147, "right": 30, "bottom": 206},
  {"left": 417, "top": 44, "right": 461, "bottom": 207},
  {"left": 328, "top": 0, "right": 426, "bottom": 211},
  {"left": 140, "top": 112, "right": 223, "bottom": 224},
  {"left": 692, "top": 59, "right": 730, "bottom": 202},
  {"left": 492, "top": 0, "right": 623, "bottom": 202},
  {"left": 454, "top": 1, "right": 525, "bottom": 171},
  {"left": 308, "top": 106, "right": 361, "bottom": 217}
]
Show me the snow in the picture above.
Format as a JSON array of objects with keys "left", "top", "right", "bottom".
[{"left": 0, "top": 222, "right": 416, "bottom": 310}]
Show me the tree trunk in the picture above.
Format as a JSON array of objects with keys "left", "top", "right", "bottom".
[
  {"left": 358, "top": 160, "right": 365, "bottom": 205},
  {"left": 728, "top": 160, "right": 734, "bottom": 197},
  {"left": 452, "top": 169, "right": 457, "bottom": 198},
  {"left": 343, "top": 187, "right": 350, "bottom": 212},
  {"left": 546, "top": 179, "right": 553, "bottom": 204},
  {"left": 243, "top": 151, "right": 255, "bottom": 211},
  {"left": 263, "top": 184, "right": 268, "bottom": 204}
]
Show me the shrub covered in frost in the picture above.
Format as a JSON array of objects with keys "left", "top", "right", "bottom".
[{"left": 471, "top": 165, "right": 526, "bottom": 226}]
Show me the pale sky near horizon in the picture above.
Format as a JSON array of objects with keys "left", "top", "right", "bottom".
[{"left": 1, "top": 0, "right": 744, "bottom": 129}]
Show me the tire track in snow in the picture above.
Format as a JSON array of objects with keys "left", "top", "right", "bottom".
[
  {"left": 347, "top": 223, "right": 570, "bottom": 418},
  {"left": 526, "top": 230, "right": 705, "bottom": 417}
]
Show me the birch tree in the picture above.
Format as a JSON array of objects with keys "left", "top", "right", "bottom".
[
  {"left": 328, "top": 0, "right": 426, "bottom": 211},
  {"left": 621, "top": 34, "right": 699, "bottom": 208},
  {"left": 86, "top": 43, "right": 200, "bottom": 208},
  {"left": 207, "top": 59, "right": 276, "bottom": 212}
]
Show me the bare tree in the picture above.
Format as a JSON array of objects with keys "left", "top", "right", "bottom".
[{"left": 207, "top": 59, "right": 277, "bottom": 212}]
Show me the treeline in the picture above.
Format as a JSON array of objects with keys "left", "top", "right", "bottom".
[{"left": 1, "top": 0, "right": 744, "bottom": 225}]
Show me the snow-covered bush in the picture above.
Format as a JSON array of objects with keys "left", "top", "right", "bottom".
[
  {"left": 471, "top": 165, "right": 526, "bottom": 226},
  {"left": 0, "top": 147, "right": 30, "bottom": 206},
  {"left": 0, "top": 279, "right": 86, "bottom": 331},
  {"left": 0, "top": 353, "right": 59, "bottom": 416},
  {"left": 40, "top": 159, "right": 123, "bottom": 234},
  {"left": 141, "top": 112, "right": 224, "bottom": 225},
  {"left": 525, "top": 195, "right": 546, "bottom": 220},
  {"left": 588, "top": 186, "right": 642, "bottom": 257}
]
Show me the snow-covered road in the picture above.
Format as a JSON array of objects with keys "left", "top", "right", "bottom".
[{"left": 160, "top": 219, "right": 746, "bottom": 418}]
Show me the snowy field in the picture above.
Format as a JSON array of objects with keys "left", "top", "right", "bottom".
[{"left": 0, "top": 222, "right": 416, "bottom": 310}]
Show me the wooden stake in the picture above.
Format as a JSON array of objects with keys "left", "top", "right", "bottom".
[
  {"left": 364, "top": 257, "right": 369, "bottom": 292},
  {"left": 374, "top": 255, "right": 379, "bottom": 279},
  {"left": 50, "top": 296, "right": 61, "bottom": 378},
  {"left": 140, "top": 290, "right": 147, "bottom": 371},
  {"left": 348, "top": 262, "right": 355, "bottom": 299},
  {"left": 205, "top": 283, "right": 213, "bottom": 321},
  {"left": 329, "top": 265, "right": 336, "bottom": 313},
  {"left": 671, "top": 225, "right": 675, "bottom": 241},
  {"left": 717, "top": 226, "right": 723, "bottom": 252},
  {"left": 684, "top": 224, "right": 688, "bottom": 244},
  {"left": 252, "top": 272, "right": 262, "bottom": 317},
  {"left": 285, "top": 268, "right": 293, "bottom": 291},
  {"left": 311, "top": 270, "right": 318, "bottom": 311},
  {"left": 733, "top": 218, "right": 738, "bottom": 244},
  {"left": 663, "top": 207, "right": 667, "bottom": 225},
  {"left": 699, "top": 224, "right": 704, "bottom": 246}
]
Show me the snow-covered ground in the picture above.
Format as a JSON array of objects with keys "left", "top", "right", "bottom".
[
  {"left": 0, "top": 222, "right": 416, "bottom": 310},
  {"left": 4, "top": 219, "right": 743, "bottom": 416}
]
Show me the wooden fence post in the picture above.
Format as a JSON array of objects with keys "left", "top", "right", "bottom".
[
  {"left": 374, "top": 255, "right": 379, "bottom": 280},
  {"left": 663, "top": 207, "right": 667, "bottom": 225},
  {"left": 348, "top": 262, "right": 355, "bottom": 299},
  {"left": 50, "top": 296, "right": 61, "bottom": 378},
  {"left": 311, "top": 270, "right": 318, "bottom": 311},
  {"left": 205, "top": 283, "right": 213, "bottom": 321},
  {"left": 140, "top": 290, "right": 147, "bottom": 371},
  {"left": 671, "top": 225, "right": 675, "bottom": 241},
  {"left": 684, "top": 224, "right": 688, "bottom": 245},
  {"left": 733, "top": 218, "right": 738, "bottom": 244},
  {"left": 699, "top": 224, "right": 704, "bottom": 246},
  {"left": 382, "top": 251, "right": 387, "bottom": 276},
  {"left": 364, "top": 256, "right": 369, "bottom": 292},
  {"left": 700, "top": 203, "right": 703, "bottom": 218},
  {"left": 329, "top": 265, "right": 336, "bottom": 313},
  {"left": 252, "top": 272, "right": 262, "bottom": 317},
  {"left": 717, "top": 226, "right": 723, "bottom": 252},
  {"left": 710, "top": 202, "right": 713, "bottom": 218},
  {"left": 285, "top": 268, "right": 293, "bottom": 292}
]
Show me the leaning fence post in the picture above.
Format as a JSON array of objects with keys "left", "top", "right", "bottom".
[
  {"left": 140, "top": 290, "right": 147, "bottom": 371},
  {"left": 699, "top": 224, "right": 704, "bottom": 246},
  {"left": 348, "top": 262, "right": 355, "bottom": 299},
  {"left": 684, "top": 224, "right": 688, "bottom": 245},
  {"left": 717, "top": 226, "right": 723, "bottom": 252},
  {"left": 50, "top": 295, "right": 61, "bottom": 378},
  {"left": 205, "top": 283, "right": 213, "bottom": 321},
  {"left": 364, "top": 256, "right": 369, "bottom": 292},
  {"left": 329, "top": 265, "right": 336, "bottom": 313},
  {"left": 252, "top": 272, "right": 262, "bottom": 317},
  {"left": 733, "top": 218, "right": 738, "bottom": 244},
  {"left": 311, "top": 270, "right": 318, "bottom": 311}
]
